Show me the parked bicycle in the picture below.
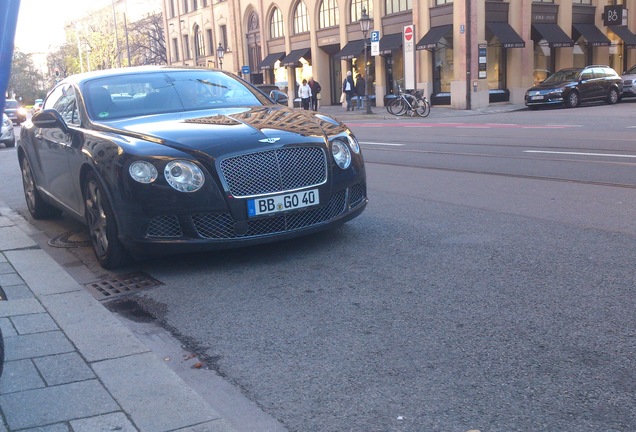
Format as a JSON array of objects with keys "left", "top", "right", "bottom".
[{"left": 386, "top": 84, "right": 431, "bottom": 117}]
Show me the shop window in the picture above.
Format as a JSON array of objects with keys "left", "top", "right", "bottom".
[
  {"left": 293, "top": 1, "right": 310, "bottom": 34},
  {"left": 351, "top": 0, "right": 373, "bottom": 23},
  {"left": 270, "top": 7, "right": 285, "bottom": 38},
  {"left": 319, "top": 0, "right": 339, "bottom": 29}
]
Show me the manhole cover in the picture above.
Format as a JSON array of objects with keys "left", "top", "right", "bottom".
[
  {"left": 85, "top": 272, "right": 163, "bottom": 300},
  {"left": 48, "top": 230, "right": 92, "bottom": 248}
]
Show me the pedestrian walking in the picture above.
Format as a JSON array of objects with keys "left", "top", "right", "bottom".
[
  {"left": 298, "top": 79, "right": 312, "bottom": 110},
  {"left": 308, "top": 77, "right": 321, "bottom": 111},
  {"left": 342, "top": 71, "right": 356, "bottom": 111},
  {"left": 355, "top": 74, "right": 366, "bottom": 110}
]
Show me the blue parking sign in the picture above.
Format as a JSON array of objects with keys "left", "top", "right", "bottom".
[
  {"left": 371, "top": 31, "right": 380, "bottom": 43},
  {"left": 241, "top": 66, "right": 250, "bottom": 74}
]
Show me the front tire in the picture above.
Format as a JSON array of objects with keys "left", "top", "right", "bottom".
[
  {"left": 84, "top": 172, "right": 131, "bottom": 269},
  {"left": 20, "top": 156, "right": 62, "bottom": 219},
  {"left": 564, "top": 91, "right": 579, "bottom": 108},
  {"left": 416, "top": 99, "right": 431, "bottom": 117},
  {"left": 387, "top": 98, "right": 406, "bottom": 116},
  {"left": 607, "top": 88, "right": 619, "bottom": 105}
]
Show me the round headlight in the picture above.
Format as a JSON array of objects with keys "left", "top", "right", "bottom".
[
  {"left": 129, "top": 161, "right": 158, "bottom": 184},
  {"left": 332, "top": 139, "right": 351, "bottom": 169},
  {"left": 164, "top": 160, "right": 204, "bottom": 192},
  {"left": 347, "top": 134, "right": 360, "bottom": 154}
]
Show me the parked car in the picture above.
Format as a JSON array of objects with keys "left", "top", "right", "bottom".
[
  {"left": 621, "top": 64, "right": 636, "bottom": 98},
  {"left": 31, "top": 99, "right": 43, "bottom": 114},
  {"left": 255, "top": 84, "right": 289, "bottom": 105},
  {"left": 525, "top": 65, "right": 623, "bottom": 109},
  {"left": 4, "top": 99, "right": 27, "bottom": 124},
  {"left": 1, "top": 113, "right": 15, "bottom": 148},
  {"left": 18, "top": 66, "right": 367, "bottom": 269}
]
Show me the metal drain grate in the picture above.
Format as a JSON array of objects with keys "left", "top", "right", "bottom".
[{"left": 85, "top": 272, "right": 163, "bottom": 300}]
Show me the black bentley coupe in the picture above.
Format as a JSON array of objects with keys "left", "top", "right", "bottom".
[{"left": 18, "top": 66, "right": 367, "bottom": 269}]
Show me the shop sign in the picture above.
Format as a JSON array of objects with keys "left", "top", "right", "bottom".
[
  {"left": 603, "top": 5, "right": 624, "bottom": 27},
  {"left": 478, "top": 44, "right": 487, "bottom": 79}
]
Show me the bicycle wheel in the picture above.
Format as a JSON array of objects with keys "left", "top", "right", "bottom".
[
  {"left": 416, "top": 98, "right": 431, "bottom": 117},
  {"left": 387, "top": 97, "right": 407, "bottom": 116}
]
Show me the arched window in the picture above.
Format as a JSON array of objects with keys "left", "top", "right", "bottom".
[
  {"left": 293, "top": 1, "right": 310, "bottom": 34},
  {"left": 350, "top": 0, "right": 373, "bottom": 24},
  {"left": 319, "top": 0, "right": 339, "bottom": 29},
  {"left": 270, "top": 7, "right": 285, "bottom": 38},
  {"left": 385, "top": 0, "right": 411, "bottom": 15}
]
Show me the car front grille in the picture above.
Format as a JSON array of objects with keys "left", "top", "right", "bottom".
[
  {"left": 147, "top": 215, "right": 183, "bottom": 237},
  {"left": 219, "top": 147, "right": 327, "bottom": 197}
]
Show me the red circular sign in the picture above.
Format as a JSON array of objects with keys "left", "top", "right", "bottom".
[{"left": 404, "top": 27, "right": 413, "bottom": 42}]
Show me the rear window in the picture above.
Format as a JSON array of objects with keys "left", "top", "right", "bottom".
[{"left": 5, "top": 100, "right": 18, "bottom": 108}]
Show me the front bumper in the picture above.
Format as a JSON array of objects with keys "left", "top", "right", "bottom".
[{"left": 119, "top": 182, "right": 367, "bottom": 256}]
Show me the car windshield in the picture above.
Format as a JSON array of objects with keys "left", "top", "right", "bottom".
[
  {"left": 543, "top": 69, "right": 581, "bottom": 84},
  {"left": 83, "top": 70, "right": 269, "bottom": 121},
  {"left": 5, "top": 100, "right": 18, "bottom": 108},
  {"left": 626, "top": 65, "right": 636, "bottom": 74}
]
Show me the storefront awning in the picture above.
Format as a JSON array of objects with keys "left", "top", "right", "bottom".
[
  {"left": 281, "top": 48, "right": 311, "bottom": 67},
  {"left": 259, "top": 52, "right": 285, "bottom": 70},
  {"left": 486, "top": 21, "right": 525, "bottom": 48},
  {"left": 379, "top": 33, "right": 402, "bottom": 55},
  {"left": 609, "top": 25, "right": 636, "bottom": 48},
  {"left": 572, "top": 23, "right": 611, "bottom": 47},
  {"left": 531, "top": 23, "right": 574, "bottom": 48},
  {"left": 416, "top": 25, "right": 452, "bottom": 50},
  {"left": 336, "top": 40, "right": 365, "bottom": 60}
]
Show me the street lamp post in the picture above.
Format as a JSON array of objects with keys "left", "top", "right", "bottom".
[
  {"left": 216, "top": 43, "right": 225, "bottom": 69},
  {"left": 359, "top": 8, "right": 372, "bottom": 114}
]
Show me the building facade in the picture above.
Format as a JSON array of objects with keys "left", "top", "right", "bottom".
[{"left": 164, "top": 0, "right": 636, "bottom": 110}]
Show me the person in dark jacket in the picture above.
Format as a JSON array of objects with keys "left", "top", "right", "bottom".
[
  {"left": 342, "top": 71, "right": 356, "bottom": 111},
  {"left": 355, "top": 74, "right": 366, "bottom": 110},
  {"left": 308, "top": 77, "right": 321, "bottom": 111}
]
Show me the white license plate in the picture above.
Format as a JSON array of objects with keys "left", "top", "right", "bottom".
[
  {"left": 530, "top": 95, "right": 544, "bottom": 100},
  {"left": 247, "top": 189, "right": 319, "bottom": 217}
]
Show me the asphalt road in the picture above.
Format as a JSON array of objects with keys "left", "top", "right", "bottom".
[{"left": 2, "top": 104, "right": 636, "bottom": 431}]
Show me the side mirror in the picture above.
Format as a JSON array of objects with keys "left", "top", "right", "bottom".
[{"left": 32, "top": 109, "right": 69, "bottom": 133}]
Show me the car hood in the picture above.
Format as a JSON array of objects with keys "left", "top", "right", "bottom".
[
  {"left": 527, "top": 82, "right": 571, "bottom": 92},
  {"left": 97, "top": 106, "right": 346, "bottom": 156}
]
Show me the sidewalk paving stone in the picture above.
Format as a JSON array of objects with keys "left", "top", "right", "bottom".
[
  {"left": 70, "top": 412, "right": 138, "bottom": 432},
  {"left": 0, "top": 380, "right": 120, "bottom": 430},
  {"left": 0, "top": 359, "right": 45, "bottom": 394},
  {"left": 93, "top": 351, "right": 222, "bottom": 432},
  {"left": 4, "top": 331, "right": 74, "bottom": 361},
  {"left": 0, "top": 298, "right": 44, "bottom": 318},
  {"left": 40, "top": 290, "right": 149, "bottom": 362},
  {"left": 33, "top": 353, "right": 96, "bottom": 386},
  {"left": 10, "top": 313, "right": 58, "bottom": 335}
]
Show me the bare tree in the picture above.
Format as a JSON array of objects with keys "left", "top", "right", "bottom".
[{"left": 127, "top": 13, "right": 166, "bottom": 66}]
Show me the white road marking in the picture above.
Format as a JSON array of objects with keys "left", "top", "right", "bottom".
[
  {"left": 524, "top": 150, "right": 636, "bottom": 159},
  {"left": 361, "top": 142, "right": 405, "bottom": 147}
]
